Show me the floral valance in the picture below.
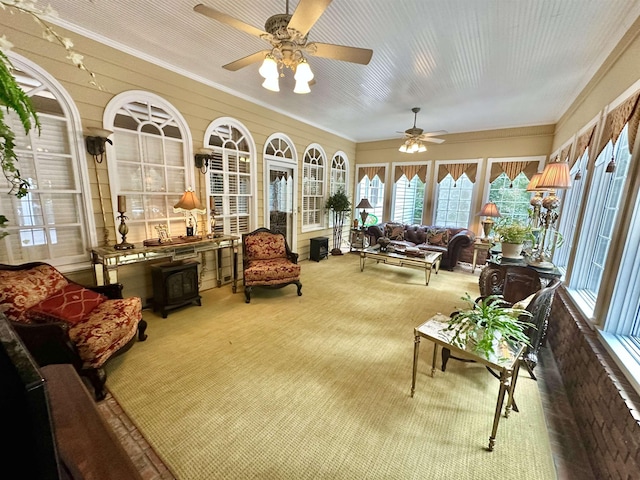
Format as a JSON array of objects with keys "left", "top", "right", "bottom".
[
  {"left": 437, "top": 163, "right": 477, "bottom": 184},
  {"left": 595, "top": 91, "right": 640, "bottom": 158},
  {"left": 489, "top": 161, "right": 538, "bottom": 184},
  {"left": 394, "top": 164, "right": 427, "bottom": 183},
  {"left": 357, "top": 166, "right": 386, "bottom": 183},
  {"left": 570, "top": 125, "right": 596, "bottom": 167}
]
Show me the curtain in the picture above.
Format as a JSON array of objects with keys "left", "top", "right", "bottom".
[
  {"left": 595, "top": 91, "right": 640, "bottom": 158},
  {"left": 437, "top": 163, "right": 478, "bottom": 184},
  {"left": 489, "top": 161, "right": 538, "bottom": 185},
  {"left": 358, "top": 166, "right": 386, "bottom": 183},
  {"left": 570, "top": 125, "right": 596, "bottom": 167},
  {"left": 394, "top": 164, "right": 427, "bottom": 182}
]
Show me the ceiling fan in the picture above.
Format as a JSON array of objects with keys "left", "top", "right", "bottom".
[
  {"left": 398, "top": 107, "right": 446, "bottom": 153},
  {"left": 194, "top": 0, "right": 373, "bottom": 92}
]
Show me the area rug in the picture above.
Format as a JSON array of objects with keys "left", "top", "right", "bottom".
[{"left": 105, "top": 254, "right": 556, "bottom": 479}]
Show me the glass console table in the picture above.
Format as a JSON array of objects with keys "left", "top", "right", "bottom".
[{"left": 90, "top": 235, "right": 239, "bottom": 292}]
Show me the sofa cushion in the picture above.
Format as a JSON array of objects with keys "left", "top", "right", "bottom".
[
  {"left": 384, "top": 223, "right": 405, "bottom": 241},
  {"left": 426, "top": 228, "right": 450, "bottom": 246},
  {"left": 27, "top": 284, "right": 107, "bottom": 325},
  {"left": 69, "top": 297, "right": 141, "bottom": 369},
  {"left": 245, "top": 232, "right": 287, "bottom": 260},
  {"left": 0, "top": 265, "right": 69, "bottom": 323},
  {"left": 244, "top": 258, "right": 301, "bottom": 286}
]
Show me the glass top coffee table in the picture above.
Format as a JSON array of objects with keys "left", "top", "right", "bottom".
[{"left": 359, "top": 246, "right": 442, "bottom": 285}]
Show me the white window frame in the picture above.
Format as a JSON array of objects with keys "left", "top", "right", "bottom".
[
  {"left": 302, "top": 144, "right": 327, "bottom": 232},
  {"left": 390, "top": 162, "right": 430, "bottom": 225},
  {"left": 0, "top": 52, "right": 95, "bottom": 269},
  {"left": 355, "top": 164, "right": 387, "bottom": 225},
  {"left": 432, "top": 159, "right": 480, "bottom": 228},
  {"left": 329, "top": 151, "right": 349, "bottom": 226},
  {"left": 203, "top": 118, "right": 257, "bottom": 237},
  {"left": 104, "top": 91, "right": 193, "bottom": 242}
]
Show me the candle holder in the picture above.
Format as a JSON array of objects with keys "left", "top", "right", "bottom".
[{"left": 114, "top": 199, "right": 135, "bottom": 250}]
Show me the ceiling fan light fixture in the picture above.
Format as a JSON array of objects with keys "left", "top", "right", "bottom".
[
  {"left": 294, "top": 58, "right": 314, "bottom": 82},
  {"left": 294, "top": 79, "right": 311, "bottom": 94},
  {"left": 262, "top": 76, "right": 280, "bottom": 92},
  {"left": 398, "top": 144, "right": 408, "bottom": 153},
  {"left": 259, "top": 54, "right": 279, "bottom": 79},
  {"left": 417, "top": 143, "right": 427, "bottom": 153}
]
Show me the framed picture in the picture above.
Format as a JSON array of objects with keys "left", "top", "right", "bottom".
[{"left": 155, "top": 224, "right": 171, "bottom": 243}]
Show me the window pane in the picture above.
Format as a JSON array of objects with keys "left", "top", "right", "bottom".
[
  {"left": 392, "top": 175, "right": 424, "bottom": 224},
  {"left": 489, "top": 172, "right": 531, "bottom": 223},
  {"left": 435, "top": 173, "right": 474, "bottom": 227}
]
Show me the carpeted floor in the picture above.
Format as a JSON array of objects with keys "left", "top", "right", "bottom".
[{"left": 105, "top": 254, "right": 556, "bottom": 480}]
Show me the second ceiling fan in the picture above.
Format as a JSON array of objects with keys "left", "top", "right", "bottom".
[
  {"left": 398, "top": 107, "right": 446, "bottom": 153},
  {"left": 194, "top": 0, "right": 373, "bottom": 92}
]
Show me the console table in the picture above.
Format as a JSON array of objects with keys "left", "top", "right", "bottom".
[{"left": 90, "top": 235, "right": 239, "bottom": 292}]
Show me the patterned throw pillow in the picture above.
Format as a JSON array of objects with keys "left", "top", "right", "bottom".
[
  {"left": 27, "top": 284, "right": 107, "bottom": 325},
  {"left": 426, "top": 228, "right": 450, "bottom": 246},
  {"left": 384, "top": 223, "right": 405, "bottom": 241}
]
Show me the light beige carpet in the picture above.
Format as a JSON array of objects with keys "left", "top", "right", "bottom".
[{"left": 106, "top": 254, "right": 556, "bottom": 480}]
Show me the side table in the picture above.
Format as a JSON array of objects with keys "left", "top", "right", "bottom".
[
  {"left": 350, "top": 228, "right": 369, "bottom": 251},
  {"left": 472, "top": 240, "right": 492, "bottom": 273}
]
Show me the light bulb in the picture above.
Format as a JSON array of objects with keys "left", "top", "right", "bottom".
[
  {"left": 294, "top": 59, "right": 314, "bottom": 82},
  {"left": 262, "top": 76, "right": 280, "bottom": 92},
  {"left": 293, "top": 79, "right": 311, "bottom": 94},
  {"left": 259, "top": 55, "right": 279, "bottom": 79}
]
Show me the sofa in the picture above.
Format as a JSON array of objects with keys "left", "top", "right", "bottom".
[
  {"left": 0, "top": 262, "right": 147, "bottom": 400},
  {"left": 366, "top": 223, "right": 476, "bottom": 271}
]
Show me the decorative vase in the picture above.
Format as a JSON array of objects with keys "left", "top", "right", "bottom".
[{"left": 501, "top": 242, "right": 523, "bottom": 259}]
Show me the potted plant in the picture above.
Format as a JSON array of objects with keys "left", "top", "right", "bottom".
[
  {"left": 493, "top": 219, "right": 534, "bottom": 259},
  {"left": 325, "top": 189, "right": 351, "bottom": 255},
  {"left": 446, "top": 293, "right": 534, "bottom": 360}
]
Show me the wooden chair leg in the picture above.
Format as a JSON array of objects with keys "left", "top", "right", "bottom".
[{"left": 244, "top": 286, "right": 252, "bottom": 303}]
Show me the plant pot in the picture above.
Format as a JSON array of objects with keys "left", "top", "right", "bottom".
[
  {"left": 331, "top": 248, "right": 343, "bottom": 256},
  {"left": 501, "top": 242, "right": 523, "bottom": 259}
]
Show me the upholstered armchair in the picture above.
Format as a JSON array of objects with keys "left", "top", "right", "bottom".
[
  {"left": 242, "top": 228, "right": 302, "bottom": 303},
  {"left": 0, "top": 262, "right": 147, "bottom": 400}
]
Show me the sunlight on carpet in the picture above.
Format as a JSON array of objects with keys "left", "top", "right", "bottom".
[{"left": 106, "top": 254, "right": 556, "bottom": 480}]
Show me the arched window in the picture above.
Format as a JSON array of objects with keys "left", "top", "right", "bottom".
[
  {"left": 204, "top": 118, "right": 255, "bottom": 236},
  {"left": 302, "top": 144, "right": 326, "bottom": 230},
  {"left": 104, "top": 92, "right": 193, "bottom": 242},
  {"left": 0, "top": 54, "right": 93, "bottom": 267}
]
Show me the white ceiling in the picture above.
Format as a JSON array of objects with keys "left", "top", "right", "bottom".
[{"left": 46, "top": 0, "right": 640, "bottom": 142}]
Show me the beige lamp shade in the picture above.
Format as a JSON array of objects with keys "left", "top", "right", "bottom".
[
  {"left": 173, "top": 190, "right": 206, "bottom": 214},
  {"left": 479, "top": 202, "right": 501, "bottom": 218},
  {"left": 537, "top": 162, "right": 572, "bottom": 190},
  {"left": 526, "top": 172, "right": 548, "bottom": 192}
]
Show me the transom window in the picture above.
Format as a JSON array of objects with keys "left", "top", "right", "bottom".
[
  {"left": 0, "top": 56, "right": 91, "bottom": 266},
  {"left": 205, "top": 121, "right": 253, "bottom": 236},
  {"left": 105, "top": 93, "right": 191, "bottom": 242}
]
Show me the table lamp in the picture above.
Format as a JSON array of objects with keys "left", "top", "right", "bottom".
[
  {"left": 479, "top": 202, "right": 501, "bottom": 241},
  {"left": 356, "top": 198, "right": 373, "bottom": 227},
  {"left": 173, "top": 189, "right": 206, "bottom": 236}
]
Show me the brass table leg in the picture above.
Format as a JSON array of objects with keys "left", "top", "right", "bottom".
[
  {"left": 424, "top": 265, "right": 431, "bottom": 285},
  {"left": 505, "top": 359, "right": 522, "bottom": 417},
  {"left": 431, "top": 343, "right": 438, "bottom": 377},
  {"left": 360, "top": 251, "right": 366, "bottom": 272},
  {"left": 411, "top": 332, "right": 421, "bottom": 397},
  {"left": 488, "top": 370, "right": 510, "bottom": 451},
  {"left": 472, "top": 248, "right": 479, "bottom": 273}
]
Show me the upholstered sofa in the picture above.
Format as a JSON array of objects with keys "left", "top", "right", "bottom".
[
  {"left": 366, "top": 223, "right": 476, "bottom": 271},
  {"left": 0, "top": 262, "right": 147, "bottom": 400}
]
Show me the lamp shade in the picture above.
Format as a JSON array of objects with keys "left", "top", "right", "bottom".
[
  {"left": 526, "top": 172, "right": 548, "bottom": 192},
  {"left": 262, "top": 76, "right": 280, "bottom": 92},
  {"left": 258, "top": 54, "right": 278, "bottom": 79},
  {"left": 293, "top": 79, "right": 311, "bottom": 94},
  {"left": 356, "top": 198, "right": 373, "bottom": 210},
  {"left": 173, "top": 190, "right": 206, "bottom": 214},
  {"left": 537, "top": 162, "right": 572, "bottom": 189},
  {"left": 294, "top": 59, "right": 314, "bottom": 82},
  {"left": 479, "top": 202, "right": 501, "bottom": 218}
]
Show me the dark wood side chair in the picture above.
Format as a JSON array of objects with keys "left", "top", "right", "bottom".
[{"left": 242, "top": 228, "right": 302, "bottom": 303}]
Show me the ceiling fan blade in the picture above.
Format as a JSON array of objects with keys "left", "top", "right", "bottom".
[
  {"left": 223, "top": 50, "right": 270, "bottom": 71},
  {"left": 308, "top": 42, "right": 373, "bottom": 65},
  {"left": 422, "top": 130, "right": 448, "bottom": 137},
  {"left": 422, "top": 137, "right": 445, "bottom": 144},
  {"left": 194, "top": 4, "right": 267, "bottom": 38},
  {"left": 288, "top": 0, "right": 333, "bottom": 37}
]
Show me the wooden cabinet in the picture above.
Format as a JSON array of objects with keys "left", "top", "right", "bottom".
[{"left": 151, "top": 260, "right": 201, "bottom": 318}]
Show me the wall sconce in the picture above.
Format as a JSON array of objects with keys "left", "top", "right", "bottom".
[
  {"left": 195, "top": 148, "right": 215, "bottom": 174},
  {"left": 85, "top": 128, "right": 113, "bottom": 163}
]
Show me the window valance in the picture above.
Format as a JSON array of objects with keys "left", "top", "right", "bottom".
[
  {"left": 358, "top": 166, "right": 386, "bottom": 183},
  {"left": 489, "top": 161, "right": 538, "bottom": 184},
  {"left": 570, "top": 125, "right": 596, "bottom": 167},
  {"left": 394, "top": 164, "right": 427, "bottom": 183},
  {"left": 437, "top": 163, "right": 477, "bottom": 184},
  {"left": 595, "top": 91, "right": 640, "bottom": 158}
]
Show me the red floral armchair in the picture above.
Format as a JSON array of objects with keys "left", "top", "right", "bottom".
[
  {"left": 0, "top": 262, "right": 147, "bottom": 400},
  {"left": 242, "top": 228, "right": 302, "bottom": 303}
]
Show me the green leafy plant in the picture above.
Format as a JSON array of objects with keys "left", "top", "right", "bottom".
[
  {"left": 446, "top": 293, "right": 534, "bottom": 360},
  {"left": 493, "top": 218, "right": 534, "bottom": 244},
  {"left": 325, "top": 189, "right": 351, "bottom": 254}
]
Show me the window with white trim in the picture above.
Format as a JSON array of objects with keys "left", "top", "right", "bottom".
[
  {"left": 0, "top": 58, "right": 91, "bottom": 266},
  {"left": 329, "top": 152, "right": 349, "bottom": 226},
  {"left": 392, "top": 175, "right": 424, "bottom": 224},
  {"left": 435, "top": 174, "right": 474, "bottom": 227},
  {"left": 205, "top": 121, "right": 253, "bottom": 236},
  {"left": 105, "top": 93, "right": 191, "bottom": 242},
  {"left": 489, "top": 172, "right": 532, "bottom": 223},
  {"left": 302, "top": 145, "right": 325, "bottom": 229},
  {"left": 356, "top": 167, "right": 384, "bottom": 225}
]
